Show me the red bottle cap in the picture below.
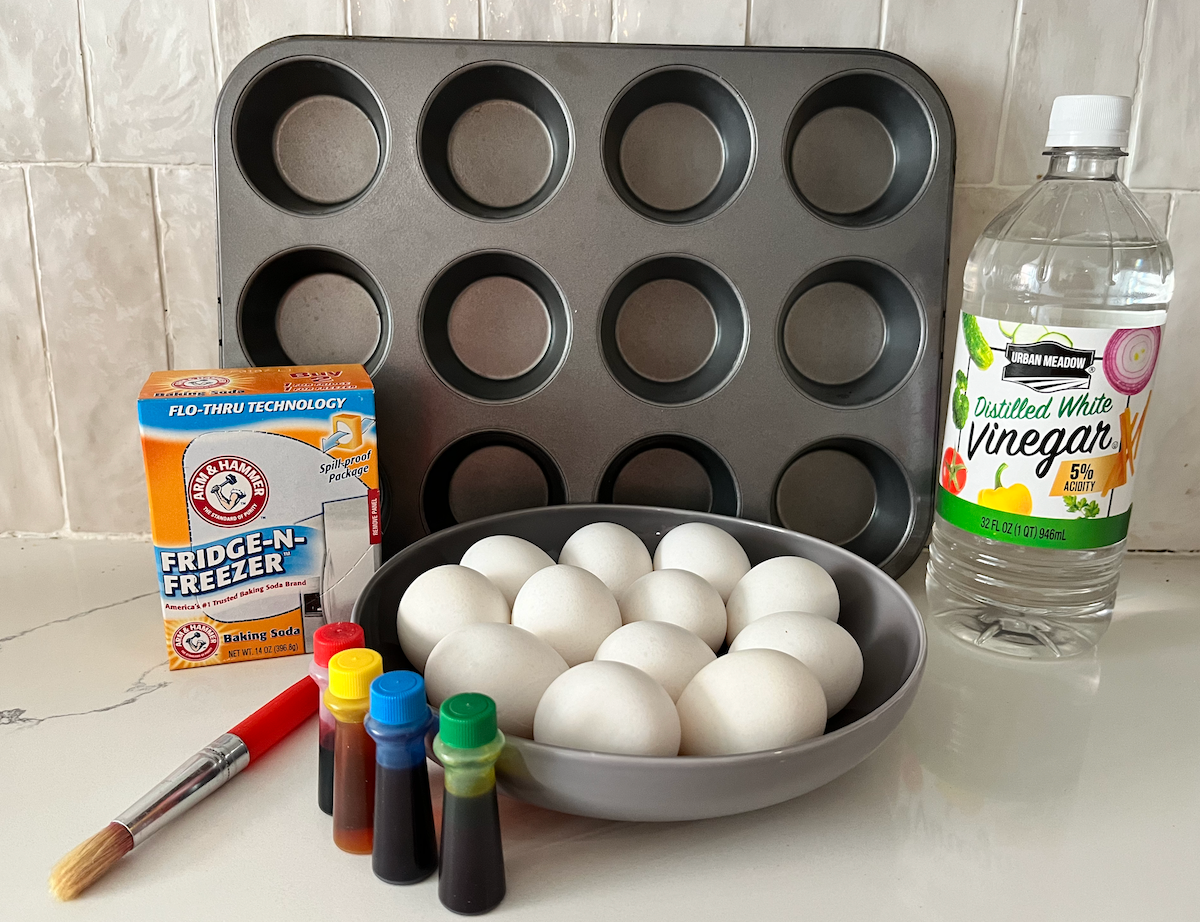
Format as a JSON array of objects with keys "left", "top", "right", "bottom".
[{"left": 313, "top": 621, "right": 365, "bottom": 667}]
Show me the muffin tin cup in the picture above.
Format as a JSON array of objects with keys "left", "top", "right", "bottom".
[
  {"left": 602, "top": 66, "right": 755, "bottom": 224},
  {"left": 773, "top": 437, "right": 913, "bottom": 567},
  {"left": 419, "top": 62, "right": 572, "bottom": 220},
  {"left": 599, "top": 255, "right": 747, "bottom": 405},
  {"left": 421, "top": 430, "right": 567, "bottom": 533},
  {"left": 777, "top": 258, "right": 925, "bottom": 407},
  {"left": 233, "top": 57, "right": 388, "bottom": 215},
  {"left": 598, "top": 434, "right": 739, "bottom": 516},
  {"left": 421, "top": 251, "right": 571, "bottom": 402},
  {"left": 217, "top": 39, "right": 954, "bottom": 576},
  {"left": 238, "top": 247, "right": 390, "bottom": 372},
  {"left": 785, "top": 70, "right": 936, "bottom": 227}
]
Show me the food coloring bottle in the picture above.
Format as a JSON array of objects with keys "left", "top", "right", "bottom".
[
  {"left": 310, "top": 621, "right": 365, "bottom": 815},
  {"left": 434, "top": 693, "right": 506, "bottom": 915},
  {"left": 365, "top": 671, "right": 438, "bottom": 884},
  {"left": 325, "top": 647, "right": 383, "bottom": 853},
  {"left": 927, "top": 95, "right": 1173, "bottom": 658}
]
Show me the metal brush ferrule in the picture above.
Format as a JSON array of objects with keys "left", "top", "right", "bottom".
[{"left": 115, "top": 733, "right": 250, "bottom": 845}]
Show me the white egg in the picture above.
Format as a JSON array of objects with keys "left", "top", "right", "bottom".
[
  {"left": 594, "top": 621, "right": 716, "bottom": 702},
  {"left": 676, "top": 649, "right": 827, "bottom": 756},
  {"left": 652, "top": 522, "right": 751, "bottom": 602},
  {"left": 511, "top": 565, "right": 622, "bottom": 666},
  {"left": 425, "top": 623, "right": 567, "bottom": 738},
  {"left": 619, "top": 569, "right": 728, "bottom": 651},
  {"left": 558, "top": 522, "right": 652, "bottom": 596},
  {"left": 534, "top": 660, "right": 680, "bottom": 756},
  {"left": 725, "top": 556, "right": 840, "bottom": 644},
  {"left": 459, "top": 535, "right": 554, "bottom": 608},
  {"left": 729, "top": 611, "right": 863, "bottom": 716},
  {"left": 397, "top": 564, "right": 509, "bottom": 671}
]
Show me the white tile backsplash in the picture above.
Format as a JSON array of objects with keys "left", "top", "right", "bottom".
[
  {"left": 0, "top": 0, "right": 91, "bottom": 161},
  {"left": 155, "top": 168, "right": 219, "bottom": 371},
  {"left": 0, "top": 170, "right": 65, "bottom": 533},
  {"left": 1135, "top": 191, "right": 1172, "bottom": 236},
  {"left": 614, "top": 0, "right": 744, "bottom": 45},
  {"left": 28, "top": 166, "right": 166, "bottom": 533},
  {"left": 82, "top": 0, "right": 218, "bottom": 164},
  {"left": 484, "top": 0, "right": 612, "bottom": 41},
  {"left": 215, "top": 0, "right": 346, "bottom": 82},
  {"left": 749, "top": 0, "right": 881, "bottom": 46},
  {"left": 351, "top": 0, "right": 480, "bottom": 38},
  {"left": 998, "top": 0, "right": 1147, "bottom": 187},
  {"left": 1129, "top": 192, "right": 1199, "bottom": 549},
  {"left": 885, "top": 0, "right": 1017, "bottom": 183},
  {"left": 1, "top": 1, "right": 1198, "bottom": 545},
  {"left": 1128, "top": 0, "right": 1200, "bottom": 191}
]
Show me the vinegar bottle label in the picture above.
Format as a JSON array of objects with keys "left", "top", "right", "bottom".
[{"left": 936, "top": 312, "right": 1162, "bottom": 549}]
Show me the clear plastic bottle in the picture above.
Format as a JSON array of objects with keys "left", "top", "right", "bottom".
[{"left": 927, "top": 95, "right": 1173, "bottom": 658}]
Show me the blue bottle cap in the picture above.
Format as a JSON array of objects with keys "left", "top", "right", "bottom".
[{"left": 369, "top": 671, "right": 428, "bottom": 726}]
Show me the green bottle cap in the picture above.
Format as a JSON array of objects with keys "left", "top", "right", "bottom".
[{"left": 438, "top": 693, "right": 497, "bottom": 750}]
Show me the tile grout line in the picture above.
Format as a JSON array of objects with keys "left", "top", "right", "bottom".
[
  {"left": 990, "top": 0, "right": 1025, "bottom": 187},
  {"left": 207, "top": 0, "right": 224, "bottom": 86},
  {"left": 344, "top": 0, "right": 353, "bottom": 35},
  {"left": 149, "top": 168, "right": 175, "bottom": 369},
  {"left": 744, "top": 0, "right": 752, "bottom": 45},
  {"left": 20, "top": 167, "right": 72, "bottom": 533},
  {"left": 75, "top": 0, "right": 99, "bottom": 162},
  {"left": 1125, "top": 0, "right": 1158, "bottom": 183}
]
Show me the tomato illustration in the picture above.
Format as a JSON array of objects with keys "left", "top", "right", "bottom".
[{"left": 941, "top": 447, "right": 967, "bottom": 495}]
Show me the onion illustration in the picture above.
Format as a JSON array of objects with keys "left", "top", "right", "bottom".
[{"left": 1103, "top": 326, "right": 1161, "bottom": 395}]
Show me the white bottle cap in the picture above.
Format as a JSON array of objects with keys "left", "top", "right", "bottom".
[{"left": 1044, "top": 95, "right": 1131, "bottom": 149}]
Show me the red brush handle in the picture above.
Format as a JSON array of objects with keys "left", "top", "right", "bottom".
[{"left": 229, "top": 676, "right": 318, "bottom": 761}]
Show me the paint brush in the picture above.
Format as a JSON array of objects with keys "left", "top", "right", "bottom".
[{"left": 49, "top": 674, "right": 318, "bottom": 901}]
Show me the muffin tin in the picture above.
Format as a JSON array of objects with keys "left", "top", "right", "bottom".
[{"left": 215, "top": 38, "right": 955, "bottom": 577}]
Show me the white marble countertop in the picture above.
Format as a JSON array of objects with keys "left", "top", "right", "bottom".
[{"left": 3, "top": 537, "right": 1198, "bottom": 920}]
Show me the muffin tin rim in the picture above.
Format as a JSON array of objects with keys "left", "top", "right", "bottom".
[{"left": 230, "top": 53, "right": 392, "bottom": 218}]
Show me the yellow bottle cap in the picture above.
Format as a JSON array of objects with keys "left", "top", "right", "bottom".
[{"left": 327, "top": 648, "right": 382, "bottom": 700}]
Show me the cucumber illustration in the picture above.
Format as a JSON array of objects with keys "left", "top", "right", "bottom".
[
  {"left": 952, "top": 383, "right": 969, "bottom": 429},
  {"left": 962, "top": 313, "right": 993, "bottom": 370},
  {"left": 952, "top": 369, "right": 969, "bottom": 429}
]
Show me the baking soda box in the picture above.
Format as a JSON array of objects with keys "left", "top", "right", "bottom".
[{"left": 138, "top": 366, "right": 381, "bottom": 669}]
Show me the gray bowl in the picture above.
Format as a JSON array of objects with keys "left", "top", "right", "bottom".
[{"left": 352, "top": 505, "right": 926, "bottom": 821}]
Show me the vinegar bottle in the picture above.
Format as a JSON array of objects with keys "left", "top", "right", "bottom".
[{"left": 927, "top": 95, "right": 1173, "bottom": 657}]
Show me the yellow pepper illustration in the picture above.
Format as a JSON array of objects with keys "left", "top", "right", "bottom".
[{"left": 977, "top": 463, "right": 1033, "bottom": 515}]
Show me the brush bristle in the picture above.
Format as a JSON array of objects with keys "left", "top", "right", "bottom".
[{"left": 49, "top": 822, "right": 134, "bottom": 901}]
